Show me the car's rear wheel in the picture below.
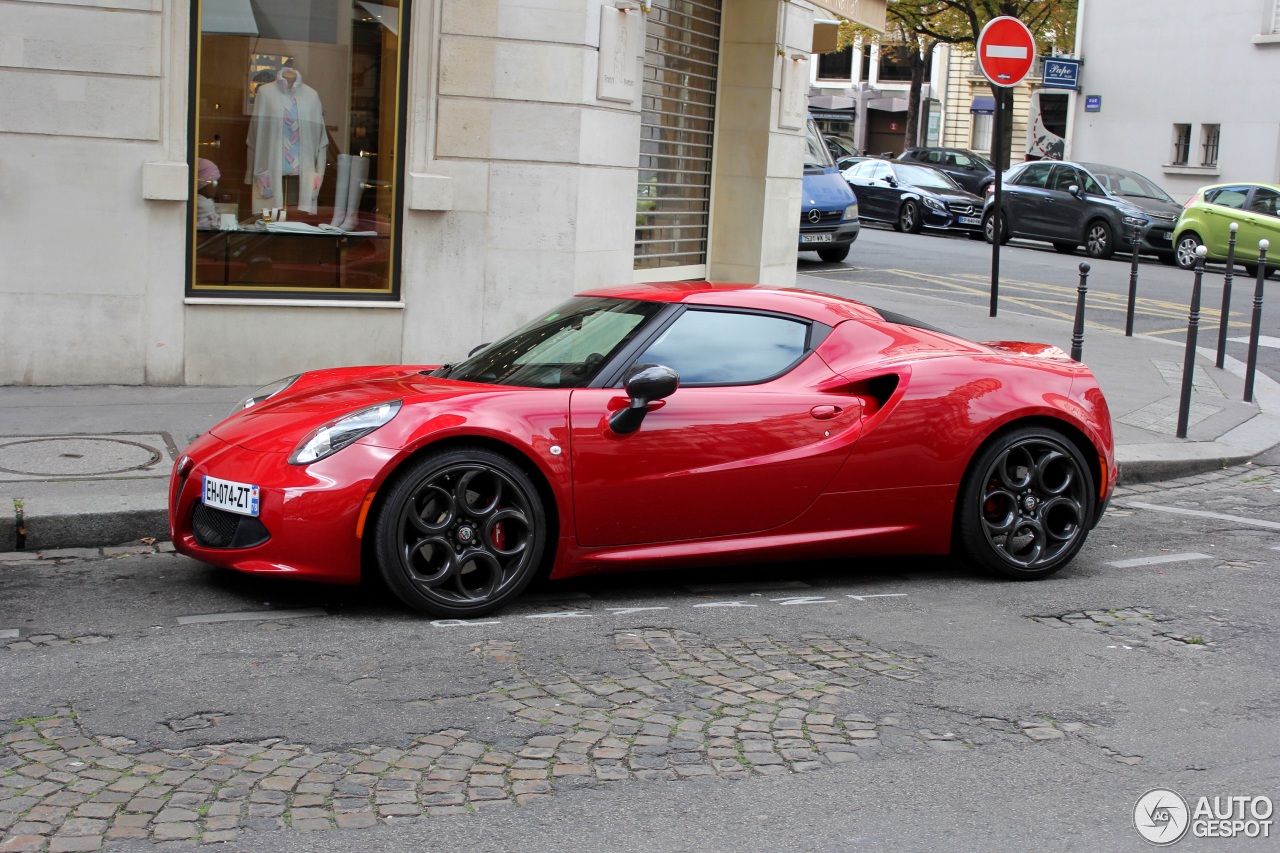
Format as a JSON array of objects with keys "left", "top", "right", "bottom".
[
  {"left": 897, "top": 201, "right": 922, "bottom": 234},
  {"left": 374, "top": 447, "right": 546, "bottom": 617},
  {"left": 1174, "top": 232, "right": 1203, "bottom": 269},
  {"left": 1157, "top": 252, "right": 1177, "bottom": 266},
  {"left": 1084, "top": 220, "right": 1115, "bottom": 259},
  {"left": 956, "top": 427, "right": 1095, "bottom": 580},
  {"left": 818, "top": 245, "right": 851, "bottom": 263},
  {"left": 1052, "top": 242, "right": 1077, "bottom": 255},
  {"left": 983, "top": 211, "right": 1010, "bottom": 245}
]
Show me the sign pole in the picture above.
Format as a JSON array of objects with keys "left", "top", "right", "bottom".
[{"left": 990, "top": 90, "right": 1003, "bottom": 317}]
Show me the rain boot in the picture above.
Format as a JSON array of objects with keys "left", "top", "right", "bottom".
[{"left": 329, "top": 154, "right": 351, "bottom": 228}]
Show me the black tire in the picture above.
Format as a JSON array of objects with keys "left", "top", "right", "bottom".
[
  {"left": 1084, "top": 220, "right": 1115, "bottom": 259},
  {"left": 373, "top": 447, "right": 547, "bottom": 618},
  {"left": 966, "top": 230, "right": 986, "bottom": 241},
  {"left": 955, "top": 427, "right": 1095, "bottom": 581},
  {"left": 818, "top": 245, "right": 851, "bottom": 263},
  {"left": 1052, "top": 242, "right": 1077, "bottom": 255},
  {"left": 983, "top": 211, "right": 1010, "bottom": 245},
  {"left": 1157, "top": 251, "right": 1177, "bottom": 266},
  {"left": 897, "top": 201, "right": 923, "bottom": 234},
  {"left": 1174, "top": 232, "right": 1202, "bottom": 269}
]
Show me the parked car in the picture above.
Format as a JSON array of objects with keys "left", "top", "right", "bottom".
[
  {"left": 1173, "top": 182, "right": 1280, "bottom": 277},
  {"left": 844, "top": 159, "right": 985, "bottom": 235},
  {"left": 800, "top": 116, "right": 860, "bottom": 263},
  {"left": 898, "top": 147, "right": 996, "bottom": 195},
  {"left": 836, "top": 154, "right": 871, "bottom": 171},
  {"left": 825, "top": 135, "right": 862, "bottom": 162},
  {"left": 983, "top": 161, "right": 1182, "bottom": 261},
  {"left": 171, "top": 282, "right": 1116, "bottom": 617}
]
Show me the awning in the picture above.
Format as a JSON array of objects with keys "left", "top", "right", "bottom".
[
  {"left": 807, "top": 0, "right": 887, "bottom": 32},
  {"left": 201, "top": 0, "right": 258, "bottom": 35},
  {"left": 970, "top": 96, "right": 995, "bottom": 115},
  {"left": 868, "top": 97, "right": 908, "bottom": 113}
]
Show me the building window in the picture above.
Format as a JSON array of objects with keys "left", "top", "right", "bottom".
[
  {"left": 191, "top": 0, "right": 406, "bottom": 298},
  {"left": 635, "top": 0, "right": 722, "bottom": 273},
  {"left": 1171, "top": 124, "right": 1192, "bottom": 166},
  {"left": 817, "top": 45, "right": 853, "bottom": 81},
  {"left": 876, "top": 44, "right": 927, "bottom": 83},
  {"left": 1201, "top": 124, "right": 1220, "bottom": 167},
  {"left": 971, "top": 113, "right": 993, "bottom": 153}
]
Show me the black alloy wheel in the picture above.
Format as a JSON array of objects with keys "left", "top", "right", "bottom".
[
  {"left": 1052, "top": 242, "right": 1078, "bottom": 255},
  {"left": 897, "top": 201, "right": 922, "bottom": 234},
  {"left": 956, "top": 427, "right": 1095, "bottom": 580},
  {"left": 374, "top": 447, "right": 547, "bottom": 617},
  {"left": 1174, "top": 232, "right": 1203, "bottom": 269},
  {"left": 1085, "top": 220, "right": 1115, "bottom": 259}
]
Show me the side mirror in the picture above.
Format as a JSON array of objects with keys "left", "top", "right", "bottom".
[
  {"left": 885, "top": 177, "right": 898, "bottom": 188},
  {"left": 609, "top": 363, "right": 679, "bottom": 435},
  {"left": 1068, "top": 184, "right": 1082, "bottom": 199}
]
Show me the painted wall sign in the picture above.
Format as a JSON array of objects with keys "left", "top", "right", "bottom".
[
  {"left": 1042, "top": 58, "right": 1080, "bottom": 90},
  {"left": 597, "top": 7, "right": 643, "bottom": 104},
  {"left": 1085, "top": 95, "right": 1102, "bottom": 112}
]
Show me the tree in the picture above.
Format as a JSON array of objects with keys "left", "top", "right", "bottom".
[{"left": 838, "top": 1, "right": 1076, "bottom": 167}]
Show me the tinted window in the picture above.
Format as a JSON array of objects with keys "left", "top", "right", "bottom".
[
  {"left": 635, "top": 309, "right": 810, "bottom": 385},
  {"left": 895, "top": 164, "right": 961, "bottom": 191},
  {"left": 1206, "top": 186, "right": 1250, "bottom": 210},
  {"left": 1048, "top": 166, "right": 1079, "bottom": 192},
  {"left": 1249, "top": 187, "right": 1279, "bottom": 218},
  {"left": 869, "top": 162, "right": 892, "bottom": 182},
  {"left": 1015, "top": 164, "right": 1052, "bottom": 188}
]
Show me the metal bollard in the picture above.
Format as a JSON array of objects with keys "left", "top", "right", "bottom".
[
  {"left": 1244, "top": 239, "right": 1270, "bottom": 403},
  {"left": 1071, "top": 262, "right": 1090, "bottom": 362},
  {"left": 1215, "top": 222, "right": 1239, "bottom": 369},
  {"left": 1125, "top": 226, "right": 1141, "bottom": 336},
  {"left": 1176, "top": 246, "right": 1208, "bottom": 438}
]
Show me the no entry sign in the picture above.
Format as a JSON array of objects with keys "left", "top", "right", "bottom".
[{"left": 977, "top": 16, "right": 1036, "bottom": 88}]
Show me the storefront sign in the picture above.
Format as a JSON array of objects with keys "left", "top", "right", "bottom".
[
  {"left": 1085, "top": 95, "right": 1102, "bottom": 112},
  {"left": 1042, "top": 58, "right": 1080, "bottom": 90},
  {"left": 807, "top": 0, "right": 887, "bottom": 33},
  {"left": 598, "top": 7, "right": 643, "bottom": 104}
]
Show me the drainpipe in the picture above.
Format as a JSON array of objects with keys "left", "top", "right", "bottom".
[{"left": 1062, "top": 0, "right": 1087, "bottom": 159}]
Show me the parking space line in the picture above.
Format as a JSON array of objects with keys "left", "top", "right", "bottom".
[
  {"left": 524, "top": 610, "right": 589, "bottom": 619},
  {"left": 176, "top": 608, "right": 327, "bottom": 625},
  {"left": 1124, "top": 502, "right": 1280, "bottom": 531},
  {"left": 0, "top": 629, "right": 19, "bottom": 639},
  {"left": 605, "top": 606, "right": 670, "bottom": 615},
  {"left": 1106, "top": 553, "right": 1213, "bottom": 568},
  {"left": 682, "top": 581, "right": 810, "bottom": 593},
  {"left": 692, "top": 601, "right": 758, "bottom": 608},
  {"left": 770, "top": 596, "right": 839, "bottom": 605},
  {"left": 847, "top": 593, "right": 909, "bottom": 601}
]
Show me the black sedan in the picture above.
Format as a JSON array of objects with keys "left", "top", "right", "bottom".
[
  {"left": 897, "top": 147, "right": 996, "bottom": 195},
  {"left": 843, "top": 160, "right": 986, "bottom": 235},
  {"left": 983, "top": 160, "right": 1182, "bottom": 262}
]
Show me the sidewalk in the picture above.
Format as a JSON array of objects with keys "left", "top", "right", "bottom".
[{"left": 2, "top": 280, "right": 1278, "bottom": 552}]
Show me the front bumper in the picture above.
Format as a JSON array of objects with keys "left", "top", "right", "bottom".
[
  {"left": 799, "top": 219, "right": 860, "bottom": 249},
  {"left": 1120, "top": 220, "right": 1177, "bottom": 254}
]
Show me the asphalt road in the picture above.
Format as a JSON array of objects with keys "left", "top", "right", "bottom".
[
  {"left": 801, "top": 224, "right": 1280, "bottom": 385},
  {"left": 3, "top": 464, "right": 1279, "bottom": 852}
]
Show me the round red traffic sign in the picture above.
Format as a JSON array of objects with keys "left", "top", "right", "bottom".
[{"left": 977, "top": 16, "right": 1036, "bottom": 88}]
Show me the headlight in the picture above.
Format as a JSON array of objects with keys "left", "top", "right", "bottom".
[
  {"left": 843, "top": 203, "right": 859, "bottom": 220},
  {"left": 1122, "top": 215, "right": 1148, "bottom": 227},
  {"left": 233, "top": 375, "right": 299, "bottom": 416},
  {"left": 289, "top": 400, "right": 402, "bottom": 465},
  {"left": 922, "top": 196, "right": 945, "bottom": 211}
]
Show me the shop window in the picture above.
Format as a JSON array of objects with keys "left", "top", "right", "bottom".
[
  {"left": 191, "top": 0, "right": 406, "bottom": 298},
  {"left": 971, "top": 113, "right": 993, "bottom": 153},
  {"left": 1171, "top": 124, "right": 1191, "bottom": 166},
  {"left": 1200, "top": 124, "right": 1220, "bottom": 167}
]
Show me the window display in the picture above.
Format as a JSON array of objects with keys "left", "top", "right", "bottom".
[{"left": 191, "top": 0, "right": 404, "bottom": 296}]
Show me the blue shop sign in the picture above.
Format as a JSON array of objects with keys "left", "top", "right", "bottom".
[
  {"left": 1042, "top": 57, "right": 1080, "bottom": 90},
  {"left": 1085, "top": 95, "right": 1101, "bottom": 112}
]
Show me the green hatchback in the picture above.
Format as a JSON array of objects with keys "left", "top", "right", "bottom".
[{"left": 1174, "top": 182, "right": 1280, "bottom": 276}]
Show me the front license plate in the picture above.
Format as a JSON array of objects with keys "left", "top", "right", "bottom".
[
  {"left": 959, "top": 216, "right": 982, "bottom": 225},
  {"left": 203, "top": 475, "right": 260, "bottom": 517},
  {"left": 1160, "top": 232, "right": 1173, "bottom": 241},
  {"left": 801, "top": 233, "right": 833, "bottom": 243}
]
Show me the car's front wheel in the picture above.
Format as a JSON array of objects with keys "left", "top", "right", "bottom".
[
  {"left": 818, "top": 245, "right": 851, "bottom": 263},
  {"left": 1084, "top": 220, "right": 1115, "bottom": 259},
  {"left": 374, "top": 447, "right": 547, "bottom": 617},
  {"left": 897, "top": 201, "right": 922, "bottom": 234},
  {"left": 1174, "top": 232, "right": 1203, "bottom": 269},
  {"left": 955, "top": 427, "right": 1095, "bottom": 580},
  {"left": 983, "top": 211, "right": 1010, "bottom": 245},
  {"left": 1052, "top": 242, "right": 1077, "bottom": 255}
]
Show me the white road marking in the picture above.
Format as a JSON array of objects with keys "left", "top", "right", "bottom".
[
  {"left": 176, "top": 608, "right": 327, "bottom": 625},
  {"left": 1124, "top": 502, "right": 1280, "bottom": 531},
  {"left": 1227, "top": 335, "right": 1280, "bottom": 349},
  {"left": 683, "top": 581, "right": 810, "bottom": 594},
  {"left": 770, "top": 596, "right": 838, "bottom": 606},
  {"left": 1106, "top": 553, "right": 1213, "bottom": 568},
  {"left": 0, "top": 629, "right": 19, "bottom": 639},
  {"left": 431, "top": 619, "right": 501, "bottom": 627},
  {"left": 606, "top": 606, "right": 670, "bottom": 615},
  {"left": 692, "top": 601, "right": 758, "bottom": 608},
  {"left": 524, "top": 610, "right": 588, "bottom": 619},
  {"left": 847, "top": 594, "right": 909, "bottom": 601}
]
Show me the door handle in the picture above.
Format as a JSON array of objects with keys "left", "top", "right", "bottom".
[{"left": 810, "top": 405, "right": 842, "bottom": 420}]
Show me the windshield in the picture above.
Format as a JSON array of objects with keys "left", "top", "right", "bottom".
[
  {"left": 1080, "top": 164, "right": 1174, "bottom": 202},
  {"left": 804, "top": 117, "right": 836, "bottom": 169},
  {"left": 894, "top": 164, "right": 962, "bottom": 191},
  {"left": 444, "top": 297, "right": 663, "bottom": 388}
]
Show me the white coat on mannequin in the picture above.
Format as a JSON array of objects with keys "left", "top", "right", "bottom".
[{"left": 245, "top": 68, "right": 328, "bottom": 214}]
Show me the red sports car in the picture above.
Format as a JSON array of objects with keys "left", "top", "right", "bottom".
[{"left": 170, "top": 282, "right": 1116, "bottom": 617}]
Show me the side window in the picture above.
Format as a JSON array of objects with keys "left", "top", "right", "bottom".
[
  {"left": 634, "top": 310, "right": 810, "bottom": 385},
  {"left": 1249, "top": 187, "right": 1279, "bottom": 217},
  {"left": 952, "top": 153, "right": 973, "bottom": 166},
  {"left": 1077, "top": 171, "right": 1104, "bottom": 195},
  {"left": 1015, "top": 164, "right": 1051, "bottom": 188},
  {"left": 1206, "top": 186, "right": 1250, "bottom": 210},
  {"left": 925, "top": 151, "right": 943, "bottom": 164},
  {"left": 1048, "top": 166, "right": 1079, "bottom": 192},
  {"left": 870, "top": 162, "right": 891, "bottom": 182}
]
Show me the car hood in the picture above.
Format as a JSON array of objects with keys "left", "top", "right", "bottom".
[
  {"left": 804, "top": 168, "right": 857, "bottom": 210},
  {"left": 1113, "top": 194, "right": 1181, "bottom": 218},
  {"left": 933, "top": 190, "right": 983, "bottom": 205},
  {"left": 208, "top": 367, "right": 517, "bottom": 453}
]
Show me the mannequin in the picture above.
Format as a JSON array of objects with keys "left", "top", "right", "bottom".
[
  {"left": 245, "top": 67, "right": 327, "bottom": 215},
  {"left": 328, "top": 153, "right": 370, "bottom": 231}
]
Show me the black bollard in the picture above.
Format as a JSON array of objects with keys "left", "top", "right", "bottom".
[
  {"left": 1071, "top": 262, "right": 1090, "bottom": 362},
  {"left": 1177, "top": 246, "right": 1208, "bottom": 438},
  {"left": 1215, "top": 222, "right": 1239, "bottom": 369},
  {"left": 1125, "top": 226, "right": 1141, "bottom": 336},
  {"left": 1244, "top": 240, "right": 1270, "bottom": 403}
]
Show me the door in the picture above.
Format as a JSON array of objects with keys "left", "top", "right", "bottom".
[
  {"left": 1006, "top": 162, "right": 1054, "bottom": 236},
  {"left": 1201, "top": 185, "right": 1251, "bottom": 256},
  {"left": 569, "top": 309, "right": 864, "bottom": 547},
  {"left": 1237, "top": 186, "right": 1280, "bottom": 264}
]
